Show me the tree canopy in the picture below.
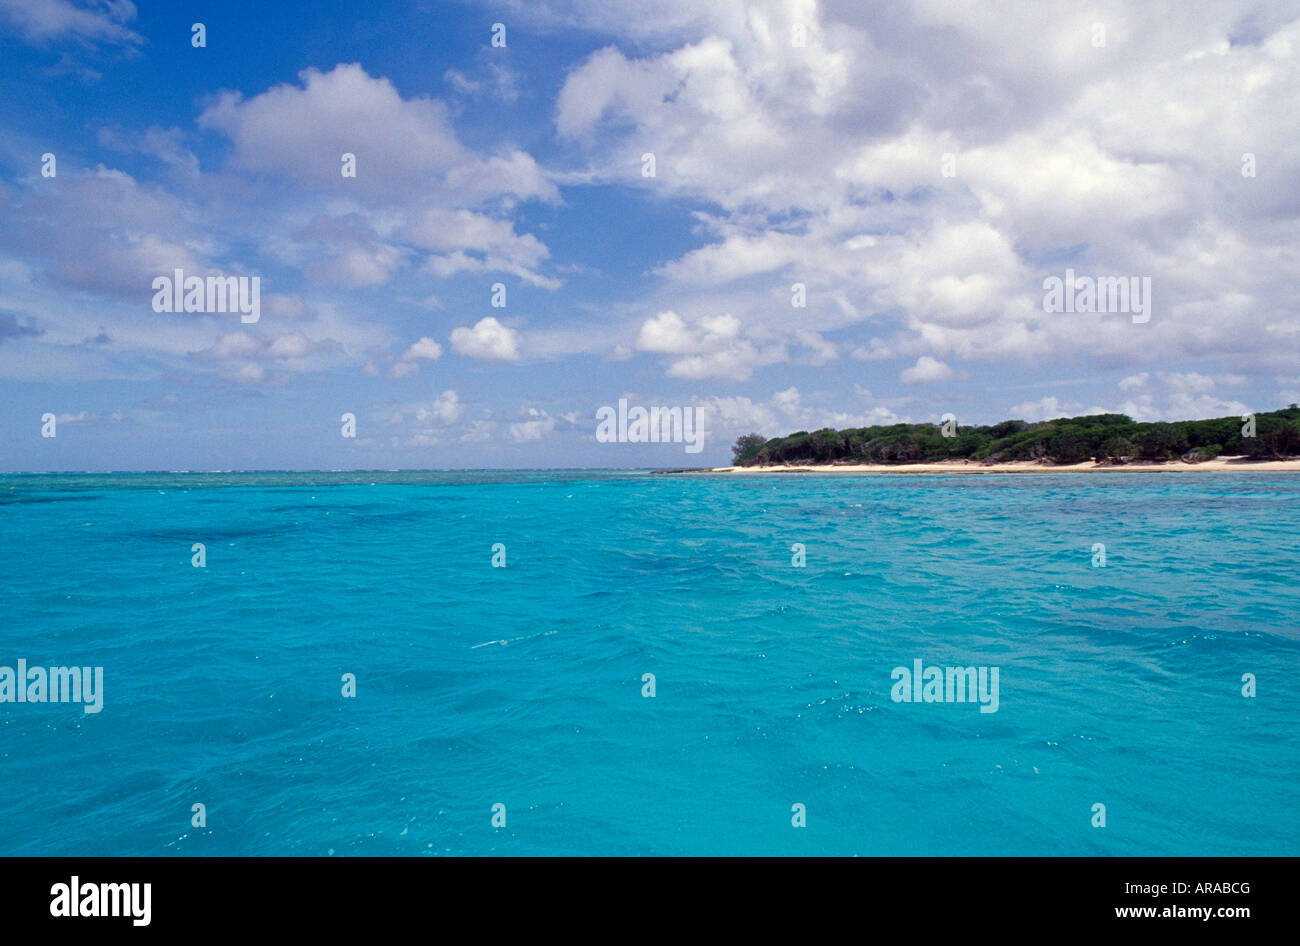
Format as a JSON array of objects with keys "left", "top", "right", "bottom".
[{"left": 731, "top": 406, "right": 1300, "bottom": 466}]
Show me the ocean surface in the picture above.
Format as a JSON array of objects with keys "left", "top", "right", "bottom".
[{"left": 1, "top": 470, "right": 1296, "bottom": 856}]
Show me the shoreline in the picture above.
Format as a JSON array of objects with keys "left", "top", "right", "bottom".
[{"left": 666, "top": 457, "right": 1300, "bottom": 475}]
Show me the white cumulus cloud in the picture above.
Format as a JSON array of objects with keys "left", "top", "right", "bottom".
[{"left": 450, "top": 317, "right": 521, "bottom": 361}]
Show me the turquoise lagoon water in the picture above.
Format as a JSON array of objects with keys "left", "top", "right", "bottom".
[{"left": 0, "top": 470, "right": 1296, "bottom": 856}]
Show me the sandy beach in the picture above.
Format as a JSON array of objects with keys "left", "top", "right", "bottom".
[{"left": 692, "top": 457, "right": 1300, "bottom": 474}]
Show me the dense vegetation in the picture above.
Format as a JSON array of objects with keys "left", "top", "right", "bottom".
[{"left": 731, "top": 406, "right": 1300, "bottom": 467}]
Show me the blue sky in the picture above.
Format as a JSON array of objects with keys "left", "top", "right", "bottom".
[{"left": 0, "top": 0, "right": 1297, "bottom": 470}]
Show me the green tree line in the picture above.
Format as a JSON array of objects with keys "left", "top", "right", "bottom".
[{"left": 731, "top": 406, "right": 1300, "bottom": 466}]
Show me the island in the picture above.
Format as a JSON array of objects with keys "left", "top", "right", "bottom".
[{"left": 706, "top": 406, "right": 1300, "bottom": 473}]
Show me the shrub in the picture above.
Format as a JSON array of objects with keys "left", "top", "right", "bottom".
[{"left": 1100, "top": 436, "right": 1134, "bottom": 463}]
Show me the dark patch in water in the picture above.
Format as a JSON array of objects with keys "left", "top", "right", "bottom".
[{"left": 0, "top": 493, "right": 104, "bottom": 505}]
